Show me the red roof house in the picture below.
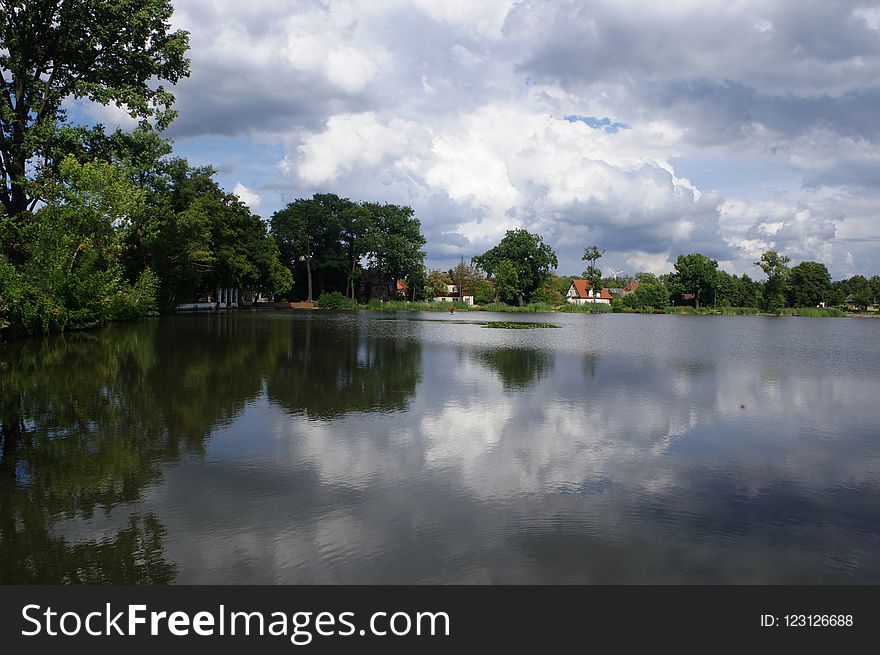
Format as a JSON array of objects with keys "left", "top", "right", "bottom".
[{"left": 566, "top": 279, "right": 613, "bottom": 304}]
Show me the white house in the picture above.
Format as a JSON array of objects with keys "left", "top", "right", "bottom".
[
  {"left": 434, "top": 284, "right": 474, "bottom": 305},
  {"left": 566, "top": 279, "right": 613, "bottom": 305}
]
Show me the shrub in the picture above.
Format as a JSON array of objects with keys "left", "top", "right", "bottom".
[
  {"left": 111, "top": 267, "right": 160, "bottom": 321},
  {"left": 718, "top": 306, "right": 759, "bottom": 316},
  {"left": 316, "top": 291, "right": 358, "bottom": 310},
  {"left": 477, "top": 302, "right": 517, "bottom": 312},
  {"left": 780, "top": 307, "right": 846, "bottom": 318},
  {"left": 622, "top": 282, "right": 669, "bottom": 310},
  {"left": 559, "top": 302, "right": 612, "bottom": 313},
  {"left": 523, "top": 301, "right": 556, "bottom": 312},
  {"left": 371, "top": 300, "right": 472, "bottom": 312}
]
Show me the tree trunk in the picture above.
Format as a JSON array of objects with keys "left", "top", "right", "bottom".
[
  {"left": 306, "top": 257, "right": 313, "bottom": 302},
  {"left": 4, "top": 121, "right": 30, "bottom": 218},
  {"left": 349, "top": 256, "right": 358, "bottom": 299}
]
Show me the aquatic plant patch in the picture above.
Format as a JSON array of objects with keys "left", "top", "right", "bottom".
[{"left": 481, "top": 321, "right": 560, "bottom": 329}]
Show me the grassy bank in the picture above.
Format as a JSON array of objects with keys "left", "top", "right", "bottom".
[
  {"left": 312, "top": 292, "right": 856, "bottom": 318},
  {"left": 664, "top": 305, "right": 847, "bottom": 317}
]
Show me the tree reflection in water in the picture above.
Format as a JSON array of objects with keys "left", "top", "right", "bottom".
[
  {"left": 0, "top": 314, "right": 285, "bottom": 583},
  {"left": 0, "top": 312, "right": 424, "bottom": 582},
  {"left": 268, "top": 317, "right": 422, "bottom": 419},
  {"left": 472, "top": 347, "right": 555, "bottom": 390}
]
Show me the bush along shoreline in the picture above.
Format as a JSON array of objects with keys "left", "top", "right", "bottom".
[{"left": 311, "top": 292, "right": 855, "bottom": 317}]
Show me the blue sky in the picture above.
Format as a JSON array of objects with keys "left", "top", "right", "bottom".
[{"left": 70, "top": 1, "right": 880, "bottom": 279}]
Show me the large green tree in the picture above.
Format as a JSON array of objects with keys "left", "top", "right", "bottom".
[
  {"left": 125, "top": 160, "right": 291, "bottom": 311},
  {"left": 337, "top": 198, "right": 369, "bottom": 299},
  {"left": 473, "top": 229, "right": 558, "bottom": 305},
  {"left": 270, "top": 198, "right": 335, "bottom": 302},
  {"left": 492, "top": 259, "right": 520, "bottom": 304},
  {"left": 0, "top": 0, "right": 190, "bottom": 221},
  {"left": 364, "top": 202, "right": 426, "bottom": 300},
  {"left": 851, "top": 275, "right": 880, "bottom": 310},
  {"left": 787, "top": 261, "right": 831, "bottom": 308},
  {"left": 671, "top": 253, "right": 718, "bottom": 308},
  {"left": 756, "top": 250, "right": 791, "bottom": 311}
]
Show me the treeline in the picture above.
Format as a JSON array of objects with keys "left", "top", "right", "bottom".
[
  {"left": 269, "top": 194, "right": 426, "bottom": 303},
  {"left": 0, "top": 127, "right": 293, "bottom": 337},
  {"left": 616, "top": 252, "right": 880, "bottom": 312},
  {"left": 403, "top": 232, "right": 879, "bottom": 314}
]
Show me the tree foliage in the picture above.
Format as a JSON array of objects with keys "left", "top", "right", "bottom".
[
  {"left": 623, "top": 282, "right": 669, "bottom": 310},
  {"left": 755, "top": 250, "right": 791, "bottom": 312},
  {"left": 581, "top": 245, "right": 604, "bottom": 301},
  {"left": 0, "top": 0, "right": 190, "bottom": 219},
  {"left": 0, "top": 156, "right": 157, "bottom": 335},
  {"left": 787, "top": 261, "right": 831, "bottom": 308},
  {"left": 125, "top": 160, "right": 292, "bottom": 311},
  {"left": 671, "top": 253, "right": 718, "bottom": 308},
  {"left": 473, "top": 229, "right": 558, "bottom": 305},
  {"left": 365, "top": 202, "right": 427, "bottom": 299},
  {"left": 271, "top": 196, "right": 425, "bottom": 302},
  {"left": 492, "top": 259, "right": 520, "bottom": 304},
  {"left": 424, "top": 269, "right": 452, "bottom": 299}
]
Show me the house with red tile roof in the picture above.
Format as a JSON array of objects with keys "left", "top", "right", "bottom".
[{"left": 566, "top": 279, "right": 613, "bottom": 305}]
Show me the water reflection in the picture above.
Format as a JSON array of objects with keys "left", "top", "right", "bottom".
[
  {"left": 0, "top": 314, "right": 285, "bottom": 583},
  {"left": 1, "top": 312, "right": 879, "bottom": 583},
  {"left": 268, "top": 317, "right": 422, "bottom": 419},
  {"left": 472, "top": 347, "right": 554, "bottom": 390}
]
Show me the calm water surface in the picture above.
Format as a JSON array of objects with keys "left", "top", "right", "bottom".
[{"left": 2, "top": 311, "right": 879, "bottom": 583}]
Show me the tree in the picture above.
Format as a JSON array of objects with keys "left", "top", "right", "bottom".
[
  {"left": 671, "top": 253, "right": 718, "bottom": 308},
  {"left": 0, "top": 0, "right": 190, "bottom": 221},
  {"left": 492, "top": 260, "right": 520, "bottom": 304},
  {"left": 424, "top": 269, "right": 452, "bottom": 299},
  {"left": 755, "top": 250, "right": 791, "bottom": 312},
  {"left": 787, "top": 261, "right": 831, "bottom": 308},
  {"left": 124, "top": 161, "right": 291, "bottom": 311},
  {"left": 270, "top": 198, "right": 333, "bottom": 302},
  {"left": 713, "top": 270, "right": 738, "bottom": 307},
  {"left": 450, "top": 258, "right": 487, "bottom": 300},
  {"left": 581, "top": 245, "right": 604, "bottom": 303},
  {"left": 337, "top": 198, "right": 369, "bottom": 299},
  {"left": 363, "top": 202, "right": 426, "bottom": 300},
  {"left": 471, "top": 277, "right": 494, "bottom": 305},
  {"left": 852, "top": 275, "right": 880, "bottom": 310},
  {"left": 472, "top": 229, "right": 558, "bottom": 305},
  {"left": 623, "top": 282, "right": 669, "bottom": 310},
  {"left": 634, "top": 272, "right": 661, "bottom": 285},
  {"left": 531, "top": 272, "right": 566, "bottom": 304}
]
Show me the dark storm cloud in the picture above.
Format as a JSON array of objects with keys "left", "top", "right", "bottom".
[
  {"left": 518, "top": 0, "right": 880, "bottom": 92},
  {"left": 645, "top": 80, "right": 880, "bottom": 146},
  {"left": 160, "top": 0, "right": 880, "bottom": 277},
  {"left": 516, "top": 1, "right": 880, "bottom": 145}
]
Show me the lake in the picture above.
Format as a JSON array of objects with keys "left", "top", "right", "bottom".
[{"left": 1, "top": 310, "right": 879, "bottom": 583}]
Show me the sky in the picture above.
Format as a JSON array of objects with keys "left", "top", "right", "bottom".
[{"left": 70, "top": 0, "right": 880, "bottom": 279}]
